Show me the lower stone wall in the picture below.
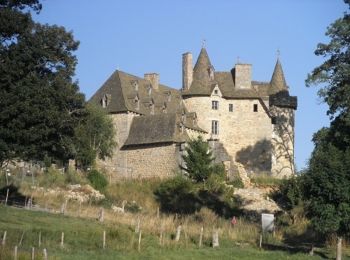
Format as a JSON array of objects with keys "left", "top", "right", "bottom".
[{"left": 124, "top": 143, "right": 178, "bottom": 179}]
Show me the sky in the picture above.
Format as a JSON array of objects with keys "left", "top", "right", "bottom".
[{"left": 33, "top": 0, "right": 348, "bottom": 171}]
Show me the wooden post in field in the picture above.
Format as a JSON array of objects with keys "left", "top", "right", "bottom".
[
  {"left": 159, "top": 224, "right": 164, "bottom": 246},
  {"left": 138, "top": 230, "right": 142, "bottom": 252},
  {"left": 103, "top": 230, "right": 106, "bottom": 249},
  {"left": 135, "top": 217, "right": 140, "bottom": 233},
  {"left": 19, "top": 231, "right": 25, "bottom": 246},
  {"left": 336, "top": 236, "right": 342, "bottom": 260},
  {"left": 38, "top": 231, "right": 41, "bottom": 247},
  {"left": 43, "top": 248, "right": 48, "bottom": 260},
  {"left": 60, "top": 232, "right": 64, "bottom": 248},
  {"left": 5, "top": 188, "right": 9, "bottom": 205},
  {"left": 309, "top": 244, "right": 314, "bottom": 256},
  {"left": 98, "top": 208, "right": 104, "bottom": 222},
  {"left": 175, "top": 225, "right": 182, "bottom": 242},
  {"left": 212, "top": 228, "right": 219, "bottom": 248},
  {"left": 60, "top": 202, "right": 65, "bottom": 215},
  {"left": 2, "top": 230, "right": 6, "bottom": 246},
  {"left": 199, "top": 226, "right": 203, "bottom": 247},
  {"left": 14, "top": 246, "right": 18, "bottom": 260},
  {"left": 259, "top": 234, "right": 263, "bottom": 249},
  {"left": 78, "top": 201, "right": 81, "bottom": 217},
  {"left": 31, "top": 247, "right": 35, "bottom": 260}
]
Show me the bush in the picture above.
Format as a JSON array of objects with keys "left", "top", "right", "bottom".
[
  {"left": 87, "top": 169, "right": 108, "bottom": 192},
  {"left": 154, "top": 176, "right": 200, "bottom": 214},
  {"left": 38, "top": 167, "right": 65, "bottom": 188},
  {"left": 65, "top": 168, "right": 87, "bottom": 185}
]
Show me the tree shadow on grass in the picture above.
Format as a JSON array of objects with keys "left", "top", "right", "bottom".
[{"left": 0, "top": 184, "right": 27, "bottom": 206}]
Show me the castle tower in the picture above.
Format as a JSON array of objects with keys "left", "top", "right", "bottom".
[{"left": 269, "top": 58, "right": 297, "bottom": 177}]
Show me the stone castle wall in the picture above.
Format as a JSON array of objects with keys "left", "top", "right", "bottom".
[
  {"left": 184, "top": 94, "right": 275, "bottom": 175},
  {"left": 124, "top": 143, "right": 178, "bottom": 178}
]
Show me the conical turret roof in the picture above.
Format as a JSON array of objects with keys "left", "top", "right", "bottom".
[
  {"left": 270, "top": 58, "right": 287, "bottom": 94},
  {"left": 192, "top": 48, "right": 213, "bottom": 82}
]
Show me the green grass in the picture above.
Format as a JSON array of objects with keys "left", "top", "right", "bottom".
[{"left": 0, "top": 205, "right": 345, "bottom": 260}]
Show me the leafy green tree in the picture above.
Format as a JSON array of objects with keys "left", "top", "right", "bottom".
[
  {"left": 74, "top": 104, "right": 116, "bottom": 168},
  {"left": 0, "top": 0, "right": 85, "bottom": 167},
  {"left": 182, "top": 136, "right": 215, "bottom": 182},
  {"left": 305, "top": 1, "right": 350, "bottom": 258}
]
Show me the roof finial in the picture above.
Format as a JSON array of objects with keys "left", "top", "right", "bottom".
[
  {"left": 276, "top": 49, "right": 280, "bottom": 59},
  {"left": 202, "top": 39, "right": 206, "bottom": 48}
]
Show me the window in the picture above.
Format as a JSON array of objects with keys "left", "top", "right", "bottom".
[
  {"left": 271, "top": 117, "right": 277, "bottom": 124},
  {"left": 134, "top": 97, "right": 140, "bottom": 110},
  {"left": 253, "top": 104, "right": 258, "bottom": 112},
  {"left": 132, "top": 80, "right": 138, "bottom": 91},
  {"left": 229, "top": 104, "right": 233, "bottom": 112},
  {"left": 214, "top": 89, "right": 218, "bottom": 94},
  {"left": 211, "top": 120, "right": 219, "bottom": 135},
  {"left": 212, "top": 101, "right": 219, "bottom": 110}
]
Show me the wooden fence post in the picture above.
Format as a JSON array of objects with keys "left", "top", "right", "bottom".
[
  {"left": 14, "top": 246, "right": 18, "bottom": 260},
  {"left": 199, "top": 226, "right": 203, "bottom": 247},
  {"left": 60, "top": 232, "right": 64, "bottom": 248},
  {"left": 175, "top": 225, "right": 182, "bottom": 242},
  {"left": 5, "top": 188, "right": 9, "bottom": 205},
  {"left": 212, "top": 228, "right": 219, "bottom": 248},
  {"left": 43, "top": 248, "right": 48, "bottom": 260},
  {"left": 31, "top": 247, "right": 35, "bottom": 260},
  {"left": 138, "top": 230, "right": 142, "bottom": 252},
  {"left": 135, "top": 217, "right": 140, "bottom": 233},
  {"left": 99, "top": 208, "right": 104, "bottom": 222},
  {"left": 259, "top": 233, "right": 263, "bottom": 249},
  {"left": 103, "top": 230, "right": 106, "bottom": 249},
  {"left": 38, "top": 231, "right": 41, "bottom": 247},
  {"left": 2, "top": 230, "right": 6, "bottom": 246}
]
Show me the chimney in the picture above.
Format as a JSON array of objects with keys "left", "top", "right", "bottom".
[
  {"left": 144, "top": 73, "right": 159, "bottom": 90},
  {"left": 234, "top": 64, "right": 252, "bottom": 89},
  {"left": 182, "top": 52, "right": 193, "bottom": 90}
]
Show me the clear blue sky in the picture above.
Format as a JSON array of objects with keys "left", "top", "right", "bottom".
[{"left": 34, "top": 0, "right": 347, "bottom": 171}]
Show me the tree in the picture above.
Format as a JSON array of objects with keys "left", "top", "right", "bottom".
[
  {"left": 182, "top": 136, "right": 215, "bottom": 182},
  {"left": 0, "top": 0, "right": 85, "bottom": 167},
  {"left": 305, "top": 2, "right": 350, "bottom": 259},
  {"left": 74, "top": 104, "right": 116, "bottom": 168}
]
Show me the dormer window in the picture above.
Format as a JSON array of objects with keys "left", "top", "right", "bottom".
[
  {"left": 162, "top": 103, "right": 167, "bottom": 113},
  {"left": 181, "top": 112, "right": 186, "bottom": 123},
  {"left": 132, "top": 80, "right": 139, "bottom": 91},
  {"left": 134, "top": 96, "right": 140, "bottom": 110},
  {"left": 149, "top": 101, "right": 154, "bottom": 115},
  {"left": 214, "top": 89, "right": 218, "bottom": 94},
  {"left": 208, "top": 66, "right": 214, "bottom": 80},
  {"left": 101, "top": 94, "right": 110, "bottom": 108}
]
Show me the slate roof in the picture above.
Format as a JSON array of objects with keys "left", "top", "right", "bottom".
[
  {"left": 89, "top": 70, "right": 184, "bottom": 115},
  {"left": 122, "top": 113, "right": 204, "bottom": 147}
]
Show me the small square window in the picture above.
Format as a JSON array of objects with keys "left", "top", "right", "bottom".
[
  {"left": 212, "top": 101, "right": 219, "bottom": 110},
  {"left": 229, "top": 104, "right": 233, "bottom": 112},
  {"left": 253, "top": 104, "right": 258, "bottom": 112},
  {"left": 271, "top": 117, "right": 277, "bottom": 124},
  {"left": 214, "top": 89, "right": 218, "bottom": 94}
]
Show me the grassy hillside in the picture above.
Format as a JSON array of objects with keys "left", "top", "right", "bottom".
[{"left": 0, "top": 205, "right": 329, "bottom": 260}]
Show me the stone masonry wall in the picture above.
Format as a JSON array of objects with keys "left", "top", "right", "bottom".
[
  {"left": 184, "top": 93, "right": 273, "bottom": 174},
  {"left": 96, "top": 112, "right": 137, "bottom": 181},
  {"left": 270, "top": 106, "right": 295, "bottom": 177},
  {"left": 125, "top": 143, "right": 178, "bottom": 178}
]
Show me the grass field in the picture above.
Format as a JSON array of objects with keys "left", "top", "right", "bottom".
[{"left": 0, "top": 205, "right": 347, "bottom": 260}]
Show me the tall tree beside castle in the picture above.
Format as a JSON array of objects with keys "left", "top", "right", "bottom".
[{"left": 305, "top": 1, "right": 350, "bottom": 259}]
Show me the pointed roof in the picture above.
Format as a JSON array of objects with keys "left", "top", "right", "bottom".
[
  {"left": 270, "top": 58, "right": 288, "bottom": 94},
  {"left": 192, "top": 48, "right": 213, "bottom": 82}
]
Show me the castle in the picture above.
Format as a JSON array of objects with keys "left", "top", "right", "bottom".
[{"left": 90, "top": 47, "right": 297, "bottom": 180}]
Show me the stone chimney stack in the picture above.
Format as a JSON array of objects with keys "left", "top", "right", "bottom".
[
  {"left": 144, "top": 73, "right": 159, "bottom": 90},
  {"left": 182, "top": 52, "right": 193, "bottom": 90},
  {"left": 234, "top": 64, "right": 252, "bottom": 89}
]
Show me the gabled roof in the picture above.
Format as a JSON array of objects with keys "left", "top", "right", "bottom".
[{"left": 89, "top": 70, "right": 183, "bottom": 115}]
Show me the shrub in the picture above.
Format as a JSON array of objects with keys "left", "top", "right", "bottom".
[
  {"left": 154, "top": 176, "right": 200, "bottom": 214},
  {"left": 87, "top": 169, "right": 108, "bottom": 192},
  {"left": 38, "top": 167, "right": 65, "bottom": 188},
  {"left": 65, "top": 168, "right": 87, "bottom": 185}
]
